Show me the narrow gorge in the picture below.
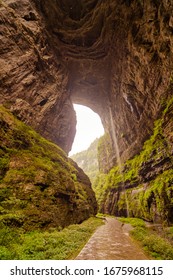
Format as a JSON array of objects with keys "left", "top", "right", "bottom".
[{"left": 0, "top": 0, "right": 173, "bottom": 253}]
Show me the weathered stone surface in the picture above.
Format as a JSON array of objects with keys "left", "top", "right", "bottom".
[
  {"left": 0, "top": 0, "right": 76, "bottom": 153},
  {"left": 0, "top": 0, "right": 173, "bottom": 226},
  {"left": 99, "top": 97, "right": 173, "bottom": 224},
  {"left": 1, "top": 0, "right": 173, "bottom": 161},
  {"left": 0, "top": 106, "right": 97, "bottom": 230}
]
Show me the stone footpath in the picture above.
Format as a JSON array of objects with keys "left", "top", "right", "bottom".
[{"left": 75, "top": 217, "right": 148, "bottom": 260}]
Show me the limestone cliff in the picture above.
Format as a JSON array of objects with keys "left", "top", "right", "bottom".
[
  {"left": 1, "top": 0, "right": 173, "bottom": 161},
  {"left": 0, "top": 0, "right": 173, "bottom": 225},
  {"left": 0, "top": 0, "right": 76, "bottom": 153},
  {"left": 98, "top": 97, "right": 173, "bottom": 224},
  {"left": 0, "top": 106, "right": 97, "bottom": 230}
]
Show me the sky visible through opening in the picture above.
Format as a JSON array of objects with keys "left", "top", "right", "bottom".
[{"left": 69, "top": 104, "right": 104, "bottom": 156}]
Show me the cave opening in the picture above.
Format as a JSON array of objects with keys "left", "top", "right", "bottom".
[{"left": 69, "top": 104, "right": 104, "bottom": 156}]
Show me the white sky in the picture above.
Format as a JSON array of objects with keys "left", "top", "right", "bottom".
[{"left": 69, "top": 104, "right": 104, "bottom": 156}]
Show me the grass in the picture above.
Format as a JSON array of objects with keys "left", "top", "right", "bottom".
[
  {"left": 118, "top": 217, "right": 173, "bottom": 260},
  {"left": 0, "top": 217, "right": 103, "bottom": 260}
]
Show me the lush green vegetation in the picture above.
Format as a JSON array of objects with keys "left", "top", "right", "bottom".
[
  {"left": 119, "top": 217, "right": 146, "bottom": 228},
  {"left": 0, "top": 105, "right": 96, "bottom": 231},
  {"left": 97, "top": 133, "right": 114, "bottom": 173},
  {"left": 118, "top": 217, "right": 173, "bottom": 260},
  {"left": 0, "top": 105, "right": 101, "bottom": 259},
  {"left": 93, "top": 173, "right": 107, "bottom": 206},
  {"left": 71, "top": 138, "right": 100, "bottom": 183},
  {"left": 0, "top": 217, "right": 103, "bottom": 260},
  {"left": 95, "top": 97, "right": 173, "bottom": 224}
]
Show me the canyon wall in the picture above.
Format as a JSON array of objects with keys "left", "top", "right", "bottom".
[
  {"left": 0, "top": 106, "right": 97, "bottom": 229},
  {"left": 97, "top": 96, "right": 173, "bottom": 224},
  {"left": 0, "top": 0, "right": 173, "bottom": 224},
  {"left": 1, "top": 0, "right": 172, "bottom": 162},
  {"left": 0, "top": 0, "right": 76, "bottom": 153}
]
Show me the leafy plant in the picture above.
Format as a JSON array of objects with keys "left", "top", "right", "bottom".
[
  {"left": 118, "top": 218, "right": 173, "bottom": 260},
  {"left": 0, "top": 217, "right": 103, "bottom": 260}
]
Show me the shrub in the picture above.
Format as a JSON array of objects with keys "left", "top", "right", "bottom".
[
  {"left": 0, "top": 217, "right": 103, "bottom": 260},
  {"left": 119, "top": 218, "right": 173, "bottom": 260}
]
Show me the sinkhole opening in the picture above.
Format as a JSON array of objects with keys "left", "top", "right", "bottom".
[{"left": 69, "top": 104, "right": 104, "bottom": 156}]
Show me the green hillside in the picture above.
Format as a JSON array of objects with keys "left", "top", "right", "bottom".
[
  {"left": 70, "top": 138, "right": 99, "bottom": 183},
  {"left": 0, "top": 106, "right": 97, "bottom": 231}
]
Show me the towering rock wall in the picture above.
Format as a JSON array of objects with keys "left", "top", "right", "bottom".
[
  {"left": 0, "top": 0, "right": 76, "bottom": 153},
  {"left": 40, "top": 0, "right": 173, "bottom": 166},
  {"left": 108, "top": 0, "right": 173, "bottom": 164},
  {"left": 1, "top": 0, "right": 172, "bottom": 162},
  {"left": 98, "top": 96, "right": 173, "bottom": 224},
  {"left": 0, "top": 0, "right": 173, "bottom": 224}
]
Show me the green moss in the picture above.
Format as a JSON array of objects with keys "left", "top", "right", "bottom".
[
  {"left": 119, "top": 169, "right": 173, "bottom": 223},
  {"left": 71, "top": 173, "right": 77, "bottom": 182},
  {"left": 0, "top": 155, "right": 9, "bottom": 180},
  {"left": 93, "top": 173, "right": 107, "bottom": 207},
  {"left": 163, "top": 96, "right": 173, "bottom": 115},
  {"left": 96, "top": 97, "right": 173, "bottom": 223},
  {"left": 0, "top": 105, "right": 97, "bottom": 230},
  {"left": 97, "top": 133, "right": 114, "bottom": 173},
  {"left": 0, "top": 157, "right": 9, "bottom": 170},
  {"left": 97, "top": 125, "right": 159, "bottom": 195},
  {"left": 0, "top": 213, "right": 25, "bottom": 227},
  {"left": 4, "top": 168, "right": 36, "bottom": 184},
  {"left": 142, "top": 170, "right": 173, "bottom": 222}
]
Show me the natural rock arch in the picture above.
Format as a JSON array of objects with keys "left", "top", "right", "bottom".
[{"left": 0, "top": 0, "right": 173, "bottom": 168}]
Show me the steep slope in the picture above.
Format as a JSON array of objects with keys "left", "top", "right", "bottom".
[
  {"left": 97, "top": 97, "right": 173, "bottom": 225},
  {"left": 71, "top": 138, "right": 99, "bottom": 183},
  {"left": 0, "top": 0, "right": 76, "bottom": 153},
  {"left": 0, "top": 106, "right": 97, "bottom": 230}
]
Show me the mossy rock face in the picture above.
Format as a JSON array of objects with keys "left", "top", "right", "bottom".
[
  {"left": 0, "top": 106, "right": 97, "bottom": 230},
  {"left": 97, "top": 97, "right": 173, "bottom": 225}
]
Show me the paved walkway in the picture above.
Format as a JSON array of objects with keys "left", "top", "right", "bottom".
[{"left": 75, "top": 217, "right": 148, "bottom": 260}]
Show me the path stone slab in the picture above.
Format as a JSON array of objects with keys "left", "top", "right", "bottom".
[{"left": 76, "top": 218, "right": 148, "bottom": 260}]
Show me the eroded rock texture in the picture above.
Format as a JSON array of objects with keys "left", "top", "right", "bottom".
[
  {"left": 0, "top": 0, "right": 76, "bottom": 153},
  {"left": 0, "top": 0, "right": 173, "bottom": 225},
  {"left": 1, "top": 0, "right": 173, "bottom": 161},
  {"left": 0, "top": 106, "right": 97, "bottom": 229},
  {"left": 99, "top": 97, "right": 173, "bottom": 224}
]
